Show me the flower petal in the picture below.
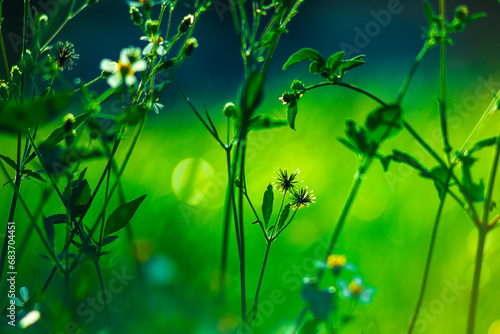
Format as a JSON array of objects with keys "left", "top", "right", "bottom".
[
  {"left": 337, "top": 279, "right": 351, "bottom": 299},
  {"left": 20, "top": 287, "right": 29, "bottom": 302},
  {"left": 125, "top": 74, "right": 137, "bottom": 86},
  {"left": 13, "top": 297, "right": 24, "bottom": 307},
  {"left": 120, "top": 48, "right": 131, "bottom": 64},
  {"left": 142, "top": 43, "right": 153, "bottom": 55},
  {"left": 359, "top": 287, "right": 376, "bottom": 304},
  {"left": 140, "top": 36, "right": 150, "bottom": 41},
  {"left": 100, "top": 59, "right": 117, "bottom": 73},
  {"left": 107, "top": 73, "right": 123, "bottom": 88},
  {"left": 132, "top": 59, "right": 148, "bottom": 72},
  {"left": 156, "top": 45, "right": 166, "bottom": 56}
]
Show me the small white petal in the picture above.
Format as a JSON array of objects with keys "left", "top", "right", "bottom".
[
  {"left": 19, "top": 310, "right": 41, "bottom": 329},
  {"left": 140, "top": 36, "right": 150, "bottom": 41},
  {"left": 107, "top": 73, "right": 123, "bottom": 88},
  {"left": 120, "top": 48, "right": 130, "bottom": 64},
  {"left": 100, "top": 59, "right": 117, "bottom": 73},
  {"left": 156, "top": 45, "right": 166, "bottom": 56},
  {"left": 20, "top": 287, "right": 29, "bottom": 302},
  {"left": 125, "top": 74, "right": 137, "bottom": 86},
  {"left": 132, "top": 59, "right": 148, "bottom": 72},
  {"left": 142, "top": 44, "right": 153, "bottom": 55},
  {"left": 13, "top": 297, "right": 24, "bottom": 307},
  {"left": 359, "top": 287, "right": 376, "bottom": 304},
  {"left": 353, "top": 276, "right": 364, "bottom": 286}
]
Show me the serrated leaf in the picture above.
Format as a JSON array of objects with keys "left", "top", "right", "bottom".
[
  {"left": 287, "top": 100, "right": 298, "bottom": 130},
  {"left": 468, "top": 137, "right": 497, "bottom": 154},
  {"left": 283, "top": 48, "right": 325, "bottom": 70},
  {"left": 262, "top": 184, "right": 274, "bottom": 228},
  {"left": 327, "top": 51, "right": 344, "bottom": 73},
  {"left": 0, "top": 154, "right": 17, "bottom": 170},
  {"left": 44, "top": 112, "right": 91, "bottom": 145},
  {"left": 42, "top": 215, "right": 56, "bottom": 248},
  {"left": 104, "top": 195, "right": 147, "bottom": 237},
  {"left": 392, "top": 150, "right": 428, "bottom": 174},
  {"left": 278, "top": 203, "right": 290, "bottom": 230},
  {"left": 365, "top": 105, "right": 402, "bottom": 144}
]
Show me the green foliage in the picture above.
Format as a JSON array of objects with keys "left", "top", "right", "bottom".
[
  {"left": 262, "top": 184, "right": 274, "bottom": 228},
  {"left": 104, "top": 195, "right": 147, "bottom": 238}
]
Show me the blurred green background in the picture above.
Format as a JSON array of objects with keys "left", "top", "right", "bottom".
[{"left": 1, "top": 0, "right": 500, "bottom": 333}]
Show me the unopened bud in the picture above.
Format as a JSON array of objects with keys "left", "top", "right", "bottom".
[
  {"left": 130, "top": 7, "right": 143, "bottom": 26},
  {"left": 10, "top": 66, "right": 22, "bottom": 85},
  {"left": 183, "top": 37, "right": 198, "bottom": 57},
  {"left": 146, "top": 20, "right": 159, "bottom": 35},
  {"left": 223, "top": 102, "right": 237, "bottom": 118},
  {"left": 178, "top": 14, "right": 194, "bottom": 34}
]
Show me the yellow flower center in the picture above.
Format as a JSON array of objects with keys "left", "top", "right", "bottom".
[
  {"left": 327, "top": 254, "right": 346, "bottom": 269},
  {"left": 117, "top": 61, "right": 134, "bottom": 77},
  {"left": 348, "top": 281, "right": 364, "bottom": 297}
]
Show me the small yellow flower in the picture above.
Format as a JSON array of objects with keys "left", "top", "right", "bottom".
[{"left": 327, "top": 254, "right": 346, "bottom": 269}]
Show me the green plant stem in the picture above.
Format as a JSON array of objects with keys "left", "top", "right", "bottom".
[
  {"left": 467, "top": 227, "right": 486, "bottom": 334},
  {"left": 237, "top": 138, "right": 247, "bottom": 318},
  {"left": 219, "top": 148, "right": 233, "bottom": 297},
  {"left": 40, "top": 3, "right": 88, "bottom": 53},
  {"left": 397, "top": 42, "right": 430, "bottom": 105},
  {"left": 408, "top": 169, "right": 452, "bottom": 334},
  {"left": 270, "top": 210, "right": 297, "bottom": 242},
  {"left": 318, "top": 161, "right": 370, "bottom": 280},
  {"left": 438, "top": 0, "right": 451, "bottom": 159},
  {"left": 304, "top": 82, "right": 387, "bottom": 108},
  {"left": 94, "top": 260, "right": 112, "bottom": 327},
  {"left": 250, "top": 241, "right": 271, "bottom": 322}
]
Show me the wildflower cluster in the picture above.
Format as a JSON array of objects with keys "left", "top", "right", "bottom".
[{"left": 299, "top": 254, "right": 375, "bottom": 330}]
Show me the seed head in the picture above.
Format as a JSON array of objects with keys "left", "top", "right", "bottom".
[
  {"left": 51, "top": 41, "right": 79, "bottom": 71},
  {"left": 290, "top": 186, "right": 315, "bottom": 210},
  {"left": 274, "top": 168, "right": 299, "bottom": 193}
]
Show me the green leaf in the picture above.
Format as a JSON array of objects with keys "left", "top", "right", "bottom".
[
  {"left": 22, "top": 169, "right": 47, "bottom": 183},
  {"left": 298, "top": 319, "right": 320, "bottom": 334},
  {"left": 283, "top": 48, "right": 326, "bottom": 70},
  {"left": 0, "top": 154, "right": 17, "bottom": 171},
  {"left": 154, "top": 57, "right": 179, "bottom": 74},
  {"left": 365, "top": 105, "right": 403, "bottom": 144},
  {"left": 104, "top": 194, "right": 147, "bottom": 237},
  {"left": 240, "top": 72, "right": 264, "bottom": 118},
  {"left": 248, "top": 115, "right": 288, "bottom": 131},
  {"left": 459, "top": 155, "right": 485, "bottom": 202},
  {"left": 337, "top": 137, "right": 360, "bottom": 155},
  {"left": 0, "top": 93, "right": 72, "bottom": 133},
  {"left": 340, "top": 55, "right": 365, "bottom": 75},
  {"left": 468, "top": 137, "right": 497, "bottom": 154},
  {"left": 278, "top": 203, "right": 290, "bottom": 230},
  {"left": 392, "top": 150, "right": 428, "bottom": 175},
  {"left": 119, "top": 105, "right": 147, "bottom": 126},
  {"left": 287, "top": 100, "right": 298, "bottom": 130},
  {"left": 262, "top": 184, "right": 274, "bottom": 228},
  {"left": 309, "top": 61, "right": 325, "bottom": 74},
  {"left": 101, "top": 235, "right": 119, "bottom": 246},
  {"left": 44, "top": 112, "right": 92, "bottom": 145},
  {"left": 345, "top": 120, "right": 370, "bottom": 156},
  {"left": 424, "top": 166, "right": 449, "bottom": 195},
  {"left": 376, "top": 154, "right": 392, "bottom": 172},
  {"left": 42, "top": 215, "right": 56, "bottom": 248},
  {"left": 326, "top": 51, "right": 344, "bottom": 73},
  {"left": 424, "top": 0, "right": 436, "bottom": 26},
  {"left": 44, "top": 214, "right": 68, "bottom": 225}
]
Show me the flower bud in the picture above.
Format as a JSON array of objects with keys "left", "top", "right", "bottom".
[
  {"left": 38, "top": 14, "right": 48, "bottom": 27},
  {"left": 183, "top": 37, "right": 198, "bottom": 57},
  {"left": 146, "top": 20, "right": 159, "bottom": 35},
  {"left": 223, "top": 102, "right": 237, "bottom": 118},
  {"left": 10, "top": 66, "right": 22, "bottom": 85},
  {"left": 454, "top": 5, "right": 470, "bottom": 21},
  {"left": 0, "top": 80, "right": 9, "bottom": 100},
  {"left": 178, "top": 14, "right": 194, "bottom": 34},
  {"left": 130, "top": 7, "right": 143, "bottom": 26},
  {"left": 63, "top": 113, "right": 76, "bottom": 134},
  {"left": 291, "top": 79, "right": 305, "bottom": 91}
]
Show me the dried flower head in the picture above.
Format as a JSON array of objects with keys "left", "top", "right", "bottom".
[
  {"left": 274, "top": 168, "right": 300, "bottom": 193},
  {"left": 290, "top": 186, "right": 315, "bottom": 210},
  {"left": 51, "top": 41, "right": 79, "bottom": 71}
]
